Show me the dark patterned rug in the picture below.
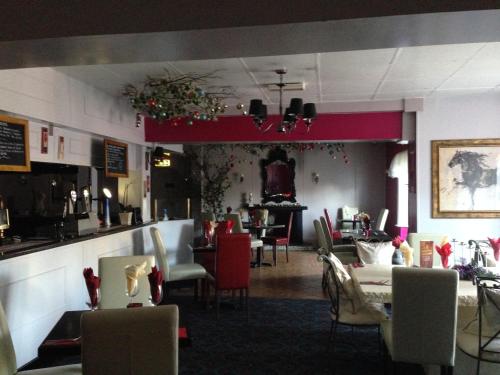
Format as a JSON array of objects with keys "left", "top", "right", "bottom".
[{"left": 170, "top": 295, "right": 392, "bottom": 375}]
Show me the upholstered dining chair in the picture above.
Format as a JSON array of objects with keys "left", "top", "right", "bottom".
[
  {"left": 201, "top": 212, "right": 216, "bottom": 223},
  {"left": 207, "top": 233, "right": 251, "bottom": 319},
  {"left": 340, "top": 206, "right": 359, "bottom": 230},
  {"left": 98, "top": 255, "right": 156, "bottom": 309},
  {"left": 381, "top": 267, "right": 458, "bottom": 375},
  {"left": 323, "top": 208, "right": 334, "bottom": 237},
  {"left": 319, "top": 254, "right": 385, "bottom": 357},
  {"left": 261, "top": 212, "right": 293, "bottom": 266},
  {"left": 320, "top": 216, "right": 357, "bottom": 265},
  {"left": 374, "top": 208, "right": 389, "bottom": 232},
  {"left": 150, "top": 227, "right": 207, "bottom": 300},
  {"left": 456, "top": 275, "right": 500, "bottom": 374},
  {"left": 81, "top": 305, "right": 179, "bottom": 375},
  {"left": 1, "top": 301, "right": 81, "bottom": 374},
  {"left": 224, "top": 212, "right": 264, "bottom": 258}
]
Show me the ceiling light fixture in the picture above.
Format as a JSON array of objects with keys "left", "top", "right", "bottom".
[{"left": 248, "top": 69, "right": 317, "bottom": 133}]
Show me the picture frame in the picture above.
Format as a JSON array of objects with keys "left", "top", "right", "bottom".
[
  {"left": 0, "top": 115, "right": 30, "bottom": 172},
  {"left": 432, "top": 138, "right": 500, "bottom": 218}
]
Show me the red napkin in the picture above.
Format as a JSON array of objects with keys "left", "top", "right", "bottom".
[
  {"left": 392, "top": 236, "right": 402, "bottom": 249},
  {"left": 83, "top": 267, "right": 101, "bottom": 308},
  {"left": 332, "top": 230, "right": 342, "bottom": 240},
  {"left": 435, "top": 242, "right": 452, "bottom": 268},
  {"left": 148, "top": 266, "right": 163, "bottom": 304},
  {"left": 488, "top": 237, "right": 500, "bottom": 261}
]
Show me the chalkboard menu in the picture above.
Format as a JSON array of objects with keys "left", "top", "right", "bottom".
[
  {"left": 0, "top": 115, "right": 30, "bottom": 172},
  {"left": 104, "top": 139, "right": 128, "bottom": 177}
]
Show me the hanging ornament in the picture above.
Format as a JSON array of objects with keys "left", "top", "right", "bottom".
[
  {"left": 236, "top": 103, "right": 245, "bottom": 110},
  {"left": 187, "top": 119, "right": 194, "bottom": 126},
  {"left": 147, "top": 98, "right": 157, "bottom": 108}
]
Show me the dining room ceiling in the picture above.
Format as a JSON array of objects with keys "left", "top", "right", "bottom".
[{"left": 54, "top": 42, "right": 500, "bottom": 112}]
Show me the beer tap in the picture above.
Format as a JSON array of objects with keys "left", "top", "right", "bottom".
[{"left": 0, "top": 195, "right": 10, "bottom": 240}]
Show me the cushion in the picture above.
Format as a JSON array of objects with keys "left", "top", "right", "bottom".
[
  {"left": 169, "top": 263, "right": 206, "bottom": 282},
  {"left": 355, "top": 241, "right": 394, "bottom": 265}
]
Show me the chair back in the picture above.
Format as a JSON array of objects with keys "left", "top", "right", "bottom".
[
  {"left": 98, "top": 255, "right": 156, "bottom": 309},
  {"left": 320, "top": 254, "right": 348, "bottom": 319},
  {"left": 224, "top": 213, "right": 243, "bottom": 233},
  {"left": 374, "top": 208, "right": 389, "bottom": 231},
  {"left": 477, "top": 276, "right": 500, "bottom": 342},
  {"left": 201, "top": 212, "right": 216, "bottom": 222},
  {"left": 254, "top": 209, "right": 269, "bottom": 237},
  {"left": 150, "top": 227, "right": 170, "bottom": 281},
  {"left": 323, "top": 208, "right": 334, "bottom": 236},
  {"left": 342, "top": 206, "right": 359, "bottom": 220},
  {"left": 82, "top": 305, "right": 179, "bottom": 375},
  {"left": 391, "top": 267, "right": 458, "bottom": 366},
  {"left": 0, "top": 301, "right": 17, "bottom": 375},
  {"left": 314, "top": 219, "right": 328, "bottom": 253},
  {"left": 215, "top": 234, "right": 251, "bottom": 290},
  {"left": 320, "top": 216, "right": 333, "bottom": 251},
  {"left": 407, "top": 233, "right": 448, "bottom": 267}
]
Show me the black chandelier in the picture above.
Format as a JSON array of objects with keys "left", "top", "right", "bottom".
[{"left": 248, "top": 69, "right": 317, "bottom": 133}]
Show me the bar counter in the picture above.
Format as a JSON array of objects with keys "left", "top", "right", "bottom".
[
  {"left": 0, "top": 218, "right": 194, "bottom": 367},
  {"left": 0, "top": 222, "right": 154, "bottom": 260}
]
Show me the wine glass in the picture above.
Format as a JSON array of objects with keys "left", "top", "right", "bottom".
[
  {"left": 149, "top": 284, "right": 163, "bottom": 306},
  {"left": 86, "top": 288, "right": 100, "bottom": 311},
  {"left": 126, "top": 278, "right": 140, "bottom": 303}
]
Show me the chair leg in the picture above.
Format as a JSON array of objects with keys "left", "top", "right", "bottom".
[
  {"left": 194, "top": 279, "right": 199, "bottom": 301},
  {"left": 440, "top": 365, "right": 453, "bottom": 375},
  {"left": 285, "top": 244, "right": 289, "bottom": 262},
  {"left": 272, "top": 244, "right": 277, "bottom": 266},
  {"left": 216, "top": 290, "right": 220, "bottom": 320},
  {"left": 246, "top": 287, "right": 249, "bottom": 322},
  {"left": 328, "top": 320, "right": 338, "bottom": 351}
]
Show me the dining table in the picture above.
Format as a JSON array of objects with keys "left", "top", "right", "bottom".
[
  {"left": 348, "top": 264, "right": 488, "bottom": 307},
  {"left": 242, "top": 223, "right": 285, "bottom": 267}
]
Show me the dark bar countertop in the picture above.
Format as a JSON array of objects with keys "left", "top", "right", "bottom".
[{"left": 0, "top": 222, "right": 154, "bottom": 261}]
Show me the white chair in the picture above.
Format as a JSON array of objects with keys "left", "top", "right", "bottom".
[
  {"left": 407, "top": 233, "right": 448, "bottom": 267},
  {"left": 381, "top": 267, "right": 458, "bottom": 374},
  {"left": 319, "top": 254, "right": 385, "bottom": 358},
  {"left": 456, "top": 276, "right": 500, "bottom": 374},
  {"left": 225, "top": 212, "right": 264, "bottom": 250},
  {"left": 98, "top": 255, "right": 156, "bottom": 309},
  {"left": 0, "top": 301, "right": 81, "bottom": 374},
  {"left": 150, "top": 227, "right": 207, "bottom": 298},
  {"left": 374, "top": 208, "right": 389, "bottom": 232},
  {"left": 340, "top": 206, "right": 359, "bottom": 230},
  {"left": 82, "top": 305, "right": 179, "bottom": 375},
  {"left": 201, "top": 212, "right": 216, "bottom": 222}
]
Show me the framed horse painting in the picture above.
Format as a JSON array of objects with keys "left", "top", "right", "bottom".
[{"left": 432, "top": 139, "right": 500, "bottom": 218}]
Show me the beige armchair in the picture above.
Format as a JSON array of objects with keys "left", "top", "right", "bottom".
[
  {"left": 82, "top": 305, "right": 179, "bottom": 375},
  {"left": 98, "top": 255, "right": 156, "bottom": 309},
  {"left": 0, "top": 301, "right": 81, "bottom": 374}
]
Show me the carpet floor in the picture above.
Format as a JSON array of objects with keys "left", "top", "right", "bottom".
[{"left": 171, "top": 295, "right": 387, "bottom": 375}]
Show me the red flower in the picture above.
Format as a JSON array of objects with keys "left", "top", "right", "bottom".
[{"left": 392, "top": 236, "right": 402, "bottom": 249}]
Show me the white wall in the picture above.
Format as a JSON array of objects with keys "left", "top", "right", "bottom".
[
  {"left": 222, "top": 143, "right": 387, "bottom": 244},
  {"left": 417, "top": 92, "right": 500, "bottom": 242},
  {"left": 0, "top": 68, "right": 144, "bottom": 145}
]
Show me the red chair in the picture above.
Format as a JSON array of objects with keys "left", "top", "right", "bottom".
[
  {"left": 207, "top": 233, "right": 251, "bottom": 319},
  {"left": 323, "top": 208, "right": 334, "bottom": 237},
  {"left": 261, "top": 212, "right": 293, "bottom": 266}
]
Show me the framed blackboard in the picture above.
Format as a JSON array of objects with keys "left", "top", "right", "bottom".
[
  {"left": 0, "top": 115, "right": 30, "bottom": 172},
  {"left": 104, "top": 139, "right": 128, "bottom": 178}
]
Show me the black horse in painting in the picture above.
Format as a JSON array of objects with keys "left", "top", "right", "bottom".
[{"left": 448, "top": 150, "right": 497, "bottom": 208}]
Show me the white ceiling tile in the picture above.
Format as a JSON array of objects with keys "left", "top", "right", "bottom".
[{"left": 396, "top": 44, "right": 484, "bottom": 64}]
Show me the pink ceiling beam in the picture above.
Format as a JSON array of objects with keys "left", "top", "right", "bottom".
[{"left": 145, "top": 111, "right": 402, "bottom": 143}]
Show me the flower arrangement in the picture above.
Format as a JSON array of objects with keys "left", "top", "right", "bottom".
[
  {"left": 357, "top": 212, "right": 371, "bottom": 228},
  {"left": 123, "top": 71, "right": 231, "bottom": 123},
  {"left": 451, "top": 262, "right": 495, "bottom": 281}
]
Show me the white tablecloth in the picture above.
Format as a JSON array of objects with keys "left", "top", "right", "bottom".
[{"left": 348, "top": 264, "right": 482, "bottom": 306}]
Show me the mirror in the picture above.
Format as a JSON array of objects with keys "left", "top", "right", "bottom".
[{"left": 260, "top": 148, "right": 296, "bottom": 203}]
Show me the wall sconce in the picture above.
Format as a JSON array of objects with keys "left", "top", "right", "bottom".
[{"left": 312, "top": 172, "right": 320, "bottom": 184}]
